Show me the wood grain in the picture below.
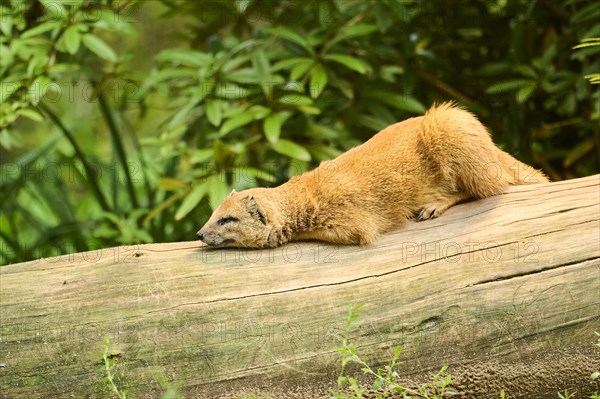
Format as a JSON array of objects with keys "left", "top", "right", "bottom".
[{"left": 1, "top": 175, "right": 599, "bottom": 398}]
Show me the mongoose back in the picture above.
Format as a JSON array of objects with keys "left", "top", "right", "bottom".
[{"left": 196, "top": 102, "right": 548, "bottom": 248}]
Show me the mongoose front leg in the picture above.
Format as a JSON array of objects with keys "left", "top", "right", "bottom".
[
  {"left": 417, "top": 192, "right": 470, "bottom": 221},
  {"left": 293, "top": 226, "right": 375, "bottom": 246}
]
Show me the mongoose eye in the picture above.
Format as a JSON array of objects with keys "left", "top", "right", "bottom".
[{"left": 217, "top": 216, "right": 239, "bottom": 226}]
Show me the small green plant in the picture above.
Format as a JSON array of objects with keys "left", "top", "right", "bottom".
[
  {"left": 103, "top": 337, "right": 186, "bottom": 399},
  {"left": 102, "top": 337, "right": 128, "bottom": 399},
  {"left": 500, "top": 389, "right": 509, "bottom": 398},
  {"left": 331, "top": 304, "right": 456, "bottom": 399},
  {"left": 558, "top": 389, "right": 576, "bottom": 399}
]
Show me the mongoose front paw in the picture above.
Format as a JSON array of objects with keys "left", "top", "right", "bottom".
[{"left": 416, "top": 206, "right": 440, "bottom": 221}]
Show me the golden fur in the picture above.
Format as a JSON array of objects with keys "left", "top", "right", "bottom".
[{"left": 197, "top": 102, "right": 548, "bottom": 248}]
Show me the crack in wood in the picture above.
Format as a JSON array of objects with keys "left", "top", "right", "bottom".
[{"left": 471, "top": 257, "right": 600, "bottom": 286}]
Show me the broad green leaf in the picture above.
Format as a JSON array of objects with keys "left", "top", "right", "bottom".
[
  {"left": 263, "top": 111, "right": 292, "bottom": 144},
  {"left": 208, "top": 174, "right": 229, "bottom": 210},
  {"left": 514, "top": 65, "right": 537, "bottom": 79},
  {"left": 234, "top": 166, "right": 277, "bottom": 183},
  {"left": 307, "top": 123, "right": 340, "bottom": 139},
  {"left": 297, "top": 105, "right": 321, "bottom": 115},
  {"left": 221, "top": 53, "right": 251, "bottom": 72},
  {"left": 224, "top": 68, "right": 257, "bottom": 84},
  {"left": 17, "top": 108, "right": 44, "bottom": 122},
  {"left": 563, "top": 138, "right": 595, "bottom": 167},
  {"left": 380, "top": 65, "right": 405, "bottom": 82},
  {"left": 140, "top": 68, "right": 198, "bottom": 96},
  {"left": 40, "top": 0, "right": 67, "bottom": 18},
  {"left": 222, "top": 103, "right": 250, "bottom": 118},
  {"left": 21, "top": 21, "right": 59, "bottom": 38},
  {"left": 0, "top": 16, "right": 12, "bottom": 37},
  {"left": 252, "top": 49, "right": 272, "bottom": 98},
  {"left": 63, "top": 25, "right": 80, "bottom": 54},
  {"left": 190, "top": 148, "right": 214, "bottom": 164},
  {"left": 82, "top": 34, "right": 117, "bottom": 62},
  {"left": 250, "top": 105, "right": 271, "bottom": 120},
  {"left": 372, "top": 379, "right": 384, "bottom": 390},
  {"left": 324, "top": 54, "right": 369, "bottom": 74},
  {"left": 27, "top": 54, "right": 47, "bottom": 78},
  {"left": 330, "top": 77, "right": 354, "bottom": 99},
  {"left": 215, "top": 82, "right": 246, "bottom": 99},
  {"left": 219, "top": 113, "right": 255, "bottom": 136},
  {"left": 270, "top": 139, "right": 311, "bottom": 161},
  {"left": 157, "top": 178, "right": 188, "bottom": 191},
  {"left": 251, "top": 49, "right": 270, "bottom": 82},
  {"left": 155, "top": 48, "right": 211, "bottom": 67},
  {"left": 486, "top": 79, "right": 535, "bottom": 94},
  {"left": 0, "top": 82, "right": 23, "bottom": 103},
  {"left": 48, "top": 63, "right": 80, "bottom": 74},
  {"left": 272, "top": 57, "right": 314, "bottom": 72},
  {"left": 265, "top": 27, "right": 314, "bottom": 55},
  {"left": 364, "top": 90, "right": 426, "bottom": 114},
  {"left": 175, "top": 182, "right": 209, "bottom": 220},
  {"left": 290, "top": 60, "right": 314, "bottom": 81},
  {"left": 205, "top": 99, "right": 222, "bottom": 127},
  {"left": 278, "top": 95, "right": 314, "bottom": 106},
  {"left": 28, "top": 76, "right": 52, "bottom": 106},
  {"left": 329, "top": 24, "right": 378, "bottom": 47},
  {"left": 166, "top": 101, "right": 196, "bottom": 130},
  {"left": 310, "top": 64, "right": 328, "bottom": 98},
  {"left": 516, "top": 84, "right": 536, "bottom": 103}
]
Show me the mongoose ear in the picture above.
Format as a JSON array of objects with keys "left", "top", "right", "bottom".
[
  {"left": 246, "top": 195, "right": 267, "bottom": 225},
  {"left": 228, "top": 189, "right": 237, "bottom": 197}
]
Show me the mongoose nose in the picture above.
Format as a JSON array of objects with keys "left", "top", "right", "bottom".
[{"left": 196, "top": 230, "right": 204, "bottom": 241}]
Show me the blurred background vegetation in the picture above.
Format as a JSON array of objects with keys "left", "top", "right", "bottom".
[{"left": 1, "top": 0, "right": 598, "bottom": 265}]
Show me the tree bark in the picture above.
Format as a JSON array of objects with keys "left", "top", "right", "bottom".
[{"left": 1, "top": 175, "right": 599, "bottom": 399}]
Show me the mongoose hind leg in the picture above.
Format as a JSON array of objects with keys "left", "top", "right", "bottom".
[{"left": 417, "top": 191, "right": 470, "bottom": 221}]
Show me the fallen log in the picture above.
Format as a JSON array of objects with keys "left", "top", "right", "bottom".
[{"left": 1, "top": 175, "right": 599, "bottom": 399}]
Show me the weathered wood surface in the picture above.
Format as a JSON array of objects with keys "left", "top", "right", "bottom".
[{"left": 1, "top": 175, "right": 599, "bottom": 399}]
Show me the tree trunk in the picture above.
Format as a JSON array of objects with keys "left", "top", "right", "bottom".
[{"left": 1, "top": 175, "right": 599, "bottom": 399}]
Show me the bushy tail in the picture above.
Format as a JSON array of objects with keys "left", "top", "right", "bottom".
[
  {"left": 497, "top": 151, "right": 550, "bottom": 185},
  {"left": 418, "top": 102, "right": 549, "bottom": 199}
]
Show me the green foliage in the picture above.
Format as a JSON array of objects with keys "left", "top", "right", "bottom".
[
  {"left": 574, "top": 38, "right": 600, "bottom": 84},
  {"left": 102, "top": 337, "right": 129, "bottom": 399},
  {"left": 1, "top": 0, "right": 599, "bottom": 264},
  {"left": 331, "top": 304, "right": 456, "bottom": 399},
  {"left": 558, "top": 390, "right": 577, "bottom": 399},
  {"left": 102, "top": 337, "right": 185, "bottom": 399}
]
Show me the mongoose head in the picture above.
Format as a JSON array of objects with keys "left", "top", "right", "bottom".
[{"left": 196, "top": 189, "right": 272, "bottom": 248}]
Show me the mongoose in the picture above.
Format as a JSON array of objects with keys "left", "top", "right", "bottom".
[{"left": 196, "top": 102, "right": 548, "bottom": 248}]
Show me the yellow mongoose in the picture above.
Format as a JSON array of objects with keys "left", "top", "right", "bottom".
[{"left": 196, "top": 102, "right": 548, "bottom": 248}]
